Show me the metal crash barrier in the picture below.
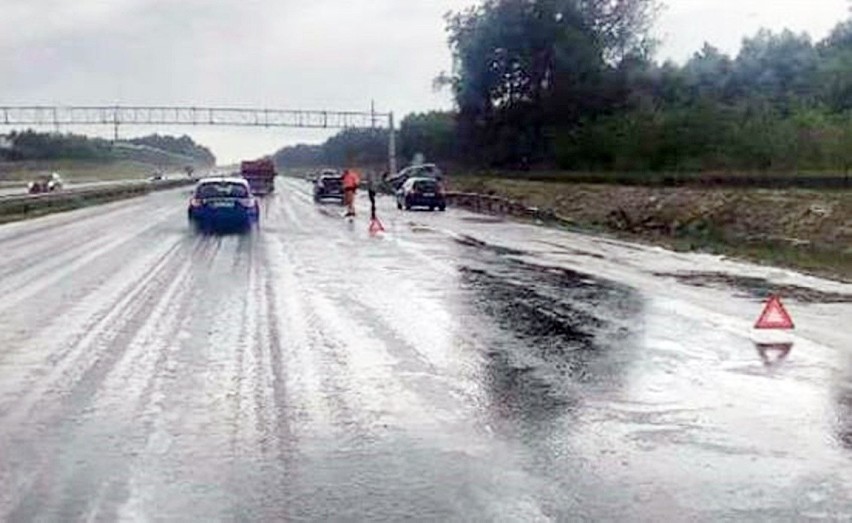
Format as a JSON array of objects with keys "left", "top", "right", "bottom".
[{"left": 0, "top": 179, "right": 196, "bottom": 219}]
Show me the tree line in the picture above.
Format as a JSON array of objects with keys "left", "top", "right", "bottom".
[
  {"left": 0, "top": 130, "right": 216, "bottom": 166},
  {"left": 273, "top": 113, "right": 455, "bottom": 170},
  {"left": 276, "top": 0, "right": 852, "bottom": 174}
]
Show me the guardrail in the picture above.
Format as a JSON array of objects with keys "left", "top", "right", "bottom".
[
  {"left": 444, "top": 191, "right": 574, "bottom": 226},
  {"left": 0, "top": 179, "right": 196, "bottom": 220}
]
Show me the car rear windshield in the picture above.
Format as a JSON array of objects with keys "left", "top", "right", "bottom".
[
  {"left": 413, "top": 180, "right": 439, "bottom": 192},
  {"left": 197, "top": 183, "right": 249, "bottom": 198}
]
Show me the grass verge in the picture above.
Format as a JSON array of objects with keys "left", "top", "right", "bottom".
[
  {"left": 448, "top": 176, "right": 852, "bottom": 282},
  {"left": 0, "top": 159, "right": 177, "bottom": 183}
]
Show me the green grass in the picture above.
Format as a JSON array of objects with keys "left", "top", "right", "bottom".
[
  {"left": 450, "top": 169, "right": 852, "bottom": 189},
  {"left": 448, "top": 176, "right": 852, "bottom": 282},
  {"left": 0, "top": 160, "right": 169, "bottom": 183}
]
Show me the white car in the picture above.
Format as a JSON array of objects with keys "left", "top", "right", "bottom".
[{"left": 27, "top": 172, "right": 63, "bottom": 194}]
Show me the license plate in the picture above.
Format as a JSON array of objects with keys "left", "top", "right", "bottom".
[
  {"left": 422, "top": 193, "right": 435, "bottom": 197},
  {"left": 211, "top": 201, "right": 234, "bottom": 208}
]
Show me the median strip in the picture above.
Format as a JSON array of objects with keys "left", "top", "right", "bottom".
[{"left": 0, "top": 179, "right": 196, "bottom": 224}]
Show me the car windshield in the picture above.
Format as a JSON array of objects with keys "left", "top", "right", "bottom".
[{"left": 196, "top": 182, "right": 249, "bottom": 198}]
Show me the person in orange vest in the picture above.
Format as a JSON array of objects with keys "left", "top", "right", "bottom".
[{"left": 341, "top": 168, "right": 361, "bottom": 217}]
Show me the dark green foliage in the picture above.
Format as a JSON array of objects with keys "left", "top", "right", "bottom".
[
  {"left": 127, "top": 134, "right": 215, "bottom": 165},
  {"left": 274, "top": 128, "right": 388, "bottom": 168},
  {"left": 274, "top": 113, "right": 458, "bottom": 169},
  {"left": 443, "top": 0, "right": 852, "bottom": 172},
  {"left": 323, "top": 128, "right": 388, "bottom": 166},
  {"left": 1, "top": 130, "right": 112, "bottom": 161},
  {"left": 277, "top": 3, "right": 852, "bottom": 174},
  {"left": 443, "top": 0, "right": 658, "bottom": 165},
  {"left": 273, "top": 143, "right": 324, "bottom": 167},
  {"left": 399, "top": 112, "right": 457, "bottom": 164},
  {"left": 0, "top": 130, "right": 215, "bottom": 166}
]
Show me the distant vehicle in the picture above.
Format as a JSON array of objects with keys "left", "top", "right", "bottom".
[
  {"left": 386, "top": 163, "right": 443, "bottom": 191},
  {"left": 27, "top": 172, "right": 63, "bottom": 194},
  {"left": 307, "top": 168, "right": 338, "bottom": 183},
  {"left": 240, "top": 158, "right": 276, "bottom": 195},
  {"left": 149, "top": 172, "right": 165, "bottom": 182},
  {"left": 188, "top": 177, "right": 259, "bottom": 230},
  {"left": 396, "top": 177, "right": 446, "bottom": 211},
  {"left": 313, "top": 171, "right": 344, "bottom": 203}
]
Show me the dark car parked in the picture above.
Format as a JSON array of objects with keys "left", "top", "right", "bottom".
[
  {"left": 188, "top": 177, "right": 259, "bottom": 231},
  {"left": 313, "top": 172, "right": 344, "bottom": 203},
  {"left": 396, "top": 177, "right": 446, "bottom": 211}
]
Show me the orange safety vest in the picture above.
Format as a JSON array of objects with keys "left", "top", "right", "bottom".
[{"left": 342, "top": 170, "right": 360, "bottom": 190}]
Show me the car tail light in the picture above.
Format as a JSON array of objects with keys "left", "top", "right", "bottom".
[
  {"left": 238, "top": 198, "right": 255, "bottom": 208},
  {"left": 190, "top": 198, "right": 203, "bottom": 207}
]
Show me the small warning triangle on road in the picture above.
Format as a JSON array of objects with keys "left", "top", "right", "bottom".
[
  {"left": 754, "top": 295, "right": 795, "bottom": 330},
  {"left": 369, "top": 218, "right": 385, "bottom": 235}
]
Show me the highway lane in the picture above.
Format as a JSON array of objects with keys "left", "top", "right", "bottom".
[{"left": 0, "top": 178, "right": 851, "bottom": 520}]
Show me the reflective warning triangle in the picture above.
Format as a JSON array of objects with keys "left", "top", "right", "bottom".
[
  {"left": 754, "top": 295, "right": 795, "bottom": 330},
  {"left": 368, "top": 218, "right": 385, "bottom": 235}
]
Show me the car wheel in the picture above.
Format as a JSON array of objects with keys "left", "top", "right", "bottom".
[
  {"left": 438, "top": 204, "right": 446, "bottom": 212},
  {"left": 429, "top": 206, "right": 435, "bottom": 211},
  {"left": 397, "top": 201, "right": 403, "bottom": 210}
]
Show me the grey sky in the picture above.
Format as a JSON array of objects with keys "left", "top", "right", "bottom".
[{"left": 2, "top": 0, "right": 849, "bottom": 164}]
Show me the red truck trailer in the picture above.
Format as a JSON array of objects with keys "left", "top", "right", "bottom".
[{"left": 240, "top": 158, "right": 276, "bottom": 195}]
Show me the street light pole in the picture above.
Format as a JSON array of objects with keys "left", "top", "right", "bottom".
[{"left": 388, "top": 111, "right": 397, "bottom": 176}]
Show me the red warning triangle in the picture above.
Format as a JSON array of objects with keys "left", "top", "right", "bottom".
[
  {"left": 754, "top": 295, "right": 795, "bottom": 330},
  {"left": 368, "top": 218, "right": 385, "bottom": 235}
]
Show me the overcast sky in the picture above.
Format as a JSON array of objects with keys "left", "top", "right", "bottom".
[{"left": 1, "top": 0, "right": 849, "bottom": 164}]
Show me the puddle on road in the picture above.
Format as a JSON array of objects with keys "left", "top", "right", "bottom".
[
  {"left": 754, "top": 342, "right": 793, "bottom": 368},
  {"left": 835, "top": 385, "right": 852, "bottom": 450},
  {"left": 454, "top": 238, "right": 644, "bottom": 428},
  {"left": 655, "top": 271, "right": 852, "bottom": 303},
  {"left": 832, "top": 355, "right": 852, "bottom": 452},
  {"left": 453, "top": 234, "right": 526, "bottom": 257}
]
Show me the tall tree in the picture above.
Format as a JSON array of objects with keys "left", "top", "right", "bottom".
[{"left": 443, "top": 0, "right": 658, "bottom": 165}]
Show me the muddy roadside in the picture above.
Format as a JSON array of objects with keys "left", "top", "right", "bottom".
[{"left": 447, "top": 177, "right": 852, "bottom": 282}]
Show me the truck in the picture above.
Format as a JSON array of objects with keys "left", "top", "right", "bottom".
[{"left": 240, "top": 158, "right": 276, "bottom": 195}]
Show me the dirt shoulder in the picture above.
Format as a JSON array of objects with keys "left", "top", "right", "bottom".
[{"left": 448, "top": 176, "right": 852, "bottom": 281}]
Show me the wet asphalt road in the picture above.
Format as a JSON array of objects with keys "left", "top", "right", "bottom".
[{"left": 1, "top": 177, "right": 851, "bottom": 521}]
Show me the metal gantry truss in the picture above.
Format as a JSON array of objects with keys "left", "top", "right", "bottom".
[
  {"left": 0, "top": 104, "right": 399, "bottom": 174},
  {"left": 0, "top": 105, "right": 391, "bottom": 130}
]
